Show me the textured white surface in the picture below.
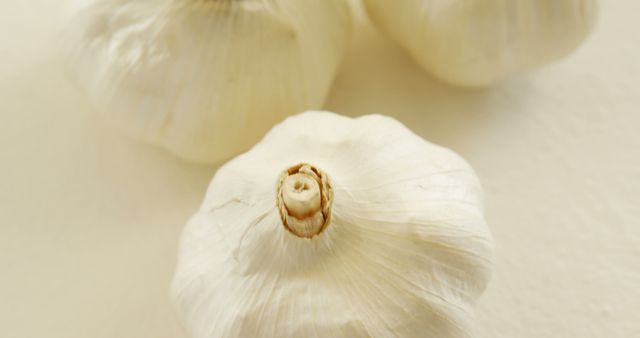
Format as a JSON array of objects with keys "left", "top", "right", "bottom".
[
  {"left": 172, "top": 112, "right": 493, "bottom": 338},
  {"left": 1, "top": 1, "right": 639, "bottom": 338}
]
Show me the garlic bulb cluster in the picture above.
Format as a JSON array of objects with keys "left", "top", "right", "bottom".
[
  {"left": 362, "top": 0, "right": 599, "bottom": 86},
  {"left": 63, "top": 0, "right": 351, "bottom": 163},
  {"left": 172, "top": 111, "right": 493, "bottom": 337}
]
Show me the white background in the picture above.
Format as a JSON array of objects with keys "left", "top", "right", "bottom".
[{"left": 1, "top": 1, "right": 638, "bottom": 337}]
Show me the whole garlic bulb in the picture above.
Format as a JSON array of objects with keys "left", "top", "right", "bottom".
[
  {"left": 362, "top": 0, "right": 598, "bottom": 86},
  {"left": 63, "top": 0, "right": 351, "bottom": 162},
  {"left": 172, "top": 111, "right": 493, "bottom": 337}
]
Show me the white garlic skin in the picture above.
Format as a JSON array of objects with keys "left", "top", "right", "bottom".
[
  {"left": 172, "top": 111, "right": 493, "bottom": 337},
  {"left": 363, "top": 0, "right": 599, "bottom": 86},
  {"left": 62, "top": 0, "right": 351, "bottom": 162}
]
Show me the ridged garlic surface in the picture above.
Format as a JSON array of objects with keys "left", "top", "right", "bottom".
[
  {"left": 172, "top": 111, "right": 493, "bottom": 338},
  {"left": 63, "top": 0, "right": 351, "bottom": 162},
  {"left": 362, "top": 0, "right": 598, "bottom": 86}
]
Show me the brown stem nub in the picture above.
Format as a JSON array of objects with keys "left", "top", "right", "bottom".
[{"left": 277, "top": 163, "right": 333, "bottom": 238}]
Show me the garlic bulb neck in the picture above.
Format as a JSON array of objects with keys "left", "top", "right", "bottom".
[{"left": 277, "top": 164, "right": 333, "bottom": 239}]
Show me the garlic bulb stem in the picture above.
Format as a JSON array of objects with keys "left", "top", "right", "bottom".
[
  {"left": 282, "top": 173, "right": 321, "bottom": 219},
  {"left": 277, "top": 164, "right": 333, "bottom": 239}
]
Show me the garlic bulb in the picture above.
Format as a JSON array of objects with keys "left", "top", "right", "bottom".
[
  {"left": 172, "top": 111, "right": 493, "bottom": 337},
  {"left": 362, "top": 0, "right": 598, "bottom": 86},
  {"left": 63, "top": 0, "right": 351, "bottom": 163}
]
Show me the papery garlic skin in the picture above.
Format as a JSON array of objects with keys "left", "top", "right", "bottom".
[
  {"left": 63, "top": 0, "right": 351, "bottom": 162},
  {"left": 172, "top": 111, "right": 493, "bottom": 337},
  {"left": 363, "top": 0, "right": 598, "bottom": 86}
]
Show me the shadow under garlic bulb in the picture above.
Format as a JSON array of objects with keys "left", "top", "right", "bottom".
[
  {"left": 363, "top": 0, "right": 599, "bottom": 86},
  {"left": 172, "top": 111, "right": 494, "bottom": 338},
  {"left": 63, "top": 0, "right": 351, "bottom": 163}
]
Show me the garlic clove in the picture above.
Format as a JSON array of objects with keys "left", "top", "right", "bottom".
[
  {"left": 362, "top": 0, "right": 599, "bottom": 86},
  {"left": 172, "top": 111, "right": 493, "bottom": 338},
  {"left": 63, "top": 0, "right": 351, "bottom": 163}
]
